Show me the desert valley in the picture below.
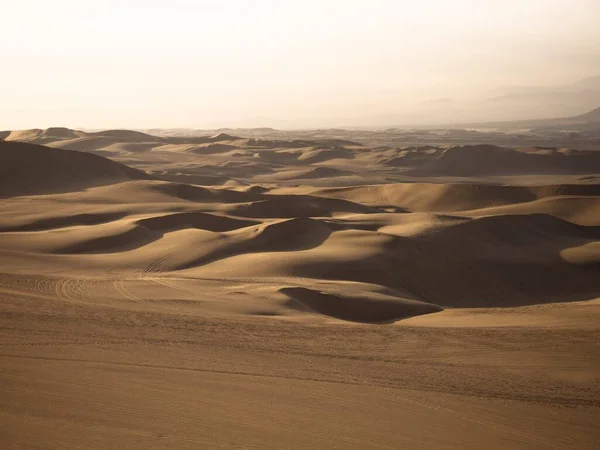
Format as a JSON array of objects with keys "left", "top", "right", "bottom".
[{"left": 1, "top": 115, "right": 599, "bottom": 448}]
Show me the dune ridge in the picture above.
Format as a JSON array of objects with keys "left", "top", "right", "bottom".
[
  {"left": 4, "top": 127, "right": 599, "bottom": 188},
  {"left": 0, "top": 140, "right": 154, "bottom": 197},
  {"left": 1, "top": 138, "right": 598, "bottom": 321}
]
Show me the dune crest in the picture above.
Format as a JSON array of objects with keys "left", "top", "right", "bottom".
[{"left": 0, "top": 140, "right": 153, "bottom": 197}]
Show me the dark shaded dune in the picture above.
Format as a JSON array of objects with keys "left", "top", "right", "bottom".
[
  {"left": 229, "top": 195, "right": 375, "bottom": 218},
  {"left": 149, "top": 172, "right": 232, "bottom": 186},
  {"left": 137, "top": 212, "right": 258, "bottom": 232},
  {"left": 0, "top": 130, "right": 10, "bottom": 139},
  {"left": 0, "top": 140, "right": 154, "bottom": 197},
  {"left": 313, "top": 139, "right": 363, "bottom": 147},
  {"left": 531, "top": 184, "right": 600, "bottom": 197},
  {"left": 382, "top": 214, "right": 600, "bottom": 307},
  {"left": 250, "top": 217, "right": 337, "bottom": 249},
  {"left": 429, "top": 212, "right": 597, "bottom": 243},
  {"left": 384, "top": 147, "right": 440, "bottom": 167},
  {"left": 149, "top": 182, "right": 255, "bottom": 203},
  {"left": 174, "top": 217, "right": 336, "bottom": 270},
  {"left": 54, "top": 226, "right": 161, "bottom": 254},
  {"left": 406, "top": 144, "right": 600, "bottom": 176},
  {"left": 313, "top": 182, "right": 600, "bottom": 212},
  {"left": 407, "top": 145, "right": 525, "bottom": 176},
  {"left": 287, "top": 139, "right": 320, "bottom": 148},
  {"left": 187, "top": 143, "right": 238, "bottom": 154},
  {"left": 88, "top": 129, "right": 164, "bottom": 142},
  {"left": 237, "top": 138, "right": 361, "bottom": 151},
  {"left": 179, "top": 161, "right": 278, "bottom": 178},
  {"left": 324, "top": 217, "right": 391, "bottom": 232},
  {"left": 384, "top": 156, "right": 418, "bottom": 167},
  {"left": 421, "top": 184, "right": 537, "bottom": 210},
  {"left": 289, "top": 254, "right": 418, "bottom": 298},
  {"left": 170, "top": 133, "right": 242, "bottom": 145},
  {"left": 42, "top": 127, "right": 81, "bottom": 139},
  {"left": 207, "top": 133, "right": 240, "bottom": 142},
  {"left": 463, "top": 195, "right": 600, "bottom": 226},
  {"left": 243, "top": 185, "right": 270, "bottom": 194},
  {"left": 309, "top": 167, "right": 354, "bottom": 177},
  {"left": 243, "top": 138, "right": 299, "bottom": 148},
  {"left": 48, "top": 136, "right": 129, "bottom": 151},
  {"left": 0, "top": 212, "right": 128, "bottom": 232},
  {"left": 273, "top": 214, "right": 600, "bottom": 308},
  {"left": 297, "top": 148, "right": 355, "bottom": 164},
  {"left": 278, "top": 167, "right": 354, "bottom": 180},
  {"left": 104, "top": 142, "right": 159, "bottom": 153},
  {"left": 313, "top": 183, "right": 537, "bottom": 211},
  {"left": 403, "top": 145, "right": 438, "bottom": 151},
  {"left": 280, "top": 287, "right": 441, "bottom": 323},
  {"left": 242, "top": 138, "right": 322, "bottom": 149},
  {"left": 251, "top": 150, "right": 300, "bottom": 164}
]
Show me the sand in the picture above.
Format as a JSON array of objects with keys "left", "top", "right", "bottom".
[{"left": 1, "top": 130, "right": 599, "bottom": 449}]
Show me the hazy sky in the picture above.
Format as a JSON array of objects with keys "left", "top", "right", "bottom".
[{"left": 2, "top": 0, "right": 599, "bottom": 128}]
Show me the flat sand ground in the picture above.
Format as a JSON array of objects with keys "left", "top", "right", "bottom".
[
  {"left": 1, "top": 134, "right": 599, "bottom": 449},
  {"left": 2, "top": 283, "right": 599, "bottom": 450},
  {"left": 2, "top": 290, "right": 599, "bottom": 449}
]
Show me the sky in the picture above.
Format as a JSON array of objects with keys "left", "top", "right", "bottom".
[{"left": 1, "top": 0, "right": 600, "bottom": 129}]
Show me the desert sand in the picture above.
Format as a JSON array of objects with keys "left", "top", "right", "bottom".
[{"left": 1, "top": 130, "right": 599, "bottom": 449}]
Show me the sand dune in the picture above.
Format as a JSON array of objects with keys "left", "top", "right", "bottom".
[
  {"left": 281, "top": 287, "right": 441, "bottom": 323},
  {"left": 89, "top": 129, "right": 165, "bottom": 141},
  {"left": 0, "top": 211, "right": 128, "bottom": 232},
  {"left": 1, "top": 140, "right": 598, "bottom": 311},
  {"left": 1, "top": 131, "right": 599, "bottom": 449},
  {"left": 310, "top": 182, "right": 600, "bottom": 212},
  {"left": 137, "top": 212, "right": 258, "bottom": 233},
  {"left": 229, "top": 195, "right": 374, "bottom": 218},
  {"left": 2, "top": 127, "right": 83, "bottom": 142},
  {"left": 0, "top": 140, "right": 153, "bottom": 197},
  {"left": 5, "top": 127, "right": 598, "bottom": 187},
  {"left": 461, "top": 195, "right": 600, "bottom": 225},
  {"left": 148, "top": 181, "right": 251, "bottom": 203},
  {"left": 55, "top": 224, "right": 160, "bottom": 254},
  {"left": 406, "top": 144, "right": 600, "bottom": 176}
]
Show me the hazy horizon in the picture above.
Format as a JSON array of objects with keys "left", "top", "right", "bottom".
[{"left": 3, "top": 0, "right": 600, "bottom": 129}]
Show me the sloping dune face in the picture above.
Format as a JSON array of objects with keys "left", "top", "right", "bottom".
[
  {"left": 404, "top": 144, "right": 600, "bottom": 176},
  {"left": 0, "top": 140, "right": 154, "bottom": 197},
  {"left": 1, "top": 136, "right": 599, "bottom": 324},
  {"left": 280, "top": 287, "right": 442, "bottom": 323}
]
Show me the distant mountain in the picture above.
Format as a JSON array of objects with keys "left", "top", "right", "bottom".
[
  {"left": 572, "top": 106, "right": 600, "bottom": 122},
  {"left": 458, "top": 106, "right": 600, "bottom": 131},
  {"left": 345, "top": 75, "right": 600, "bottom": 128},
  {"left": 568, "top": 75, "right": 600, "bottom": 91}
]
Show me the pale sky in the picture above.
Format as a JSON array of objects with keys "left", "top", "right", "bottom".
[{"left": 1, "top": 0, "right": 599, "bottom": 129}]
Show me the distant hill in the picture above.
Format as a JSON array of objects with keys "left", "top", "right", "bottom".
[
  {"left": 459, "top": 106, "right": 600, "bottom": 130},
  {"left": 405, "top": 144, "right": 600, "bottom": 177},
  {"left": 0, "top": 140, "right": 154, "bottom": 197}
]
